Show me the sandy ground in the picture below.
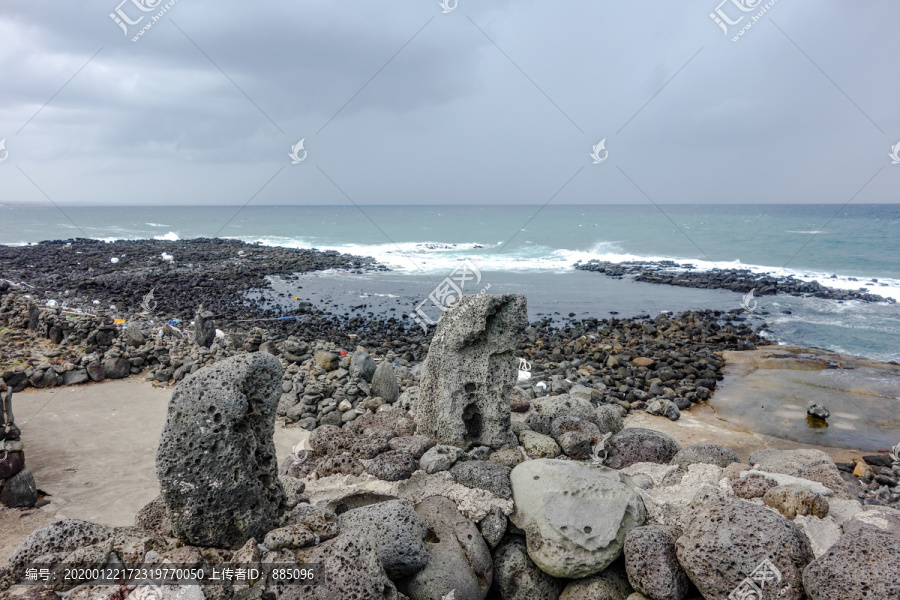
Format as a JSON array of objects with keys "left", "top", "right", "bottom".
[{"left": 1, "top": 377, "right": 309, "bottom": 563}]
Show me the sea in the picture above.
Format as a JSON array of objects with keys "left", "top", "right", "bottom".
[{"left": 2, "top": 203, "right": 899, "bottom": 364}]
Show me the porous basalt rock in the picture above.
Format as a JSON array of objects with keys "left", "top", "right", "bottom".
[
  {"left": 416, "top": 294, "right": 526, "bottom": 449},
  {"left": 156, "top": 352, "right": 287, "bottom": 548}
]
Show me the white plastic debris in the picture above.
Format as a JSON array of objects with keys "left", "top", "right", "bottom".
[
  {"left": 215, "top": 329, "right": 225, "bottom": 339},
  {"left": 92, "top": 300, "right": 100, "bottom": 305},
  {"left": 45, "top": 300, "right": 58, "bottom": 308},
  {"left": 161, "top": 252, "right": 174, "bottom": 262},
  {"left": 110, "top": 257, "right": 119, "bottom": 264}
]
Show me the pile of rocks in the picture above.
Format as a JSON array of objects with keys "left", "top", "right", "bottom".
[
  {"left": 836, "top": 451, "right": 900, "bottom": 507},
  {"left": 0, "top": 381, "right": 37, "bottom": 508},
  {"left": 575, "top": 260, "right": 895, "bottom": 304},
  {"left": 2, "top": 294, "right": 898, "bottom": 600}
]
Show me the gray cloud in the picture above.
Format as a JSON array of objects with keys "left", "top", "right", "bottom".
[{"left": 1, "top": 0, "right": 898, "bottom": 205}]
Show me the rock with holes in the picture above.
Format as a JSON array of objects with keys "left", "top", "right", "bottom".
[
  {"left": 0, "top": 519, "right": 165, "bottom": 590},
  {"left": 748, "top": 449, "right": 851, "bottom": 499},
  {"left": 559, "top": 561, "right": 634, "bottom": 600},
  {"left": 479, "top": 506, "right": 508, "bottom": 549},
  {"left": 290, "top": 534, "right": 401, "bottom": 600},
  {"left": 388, "top": 435, "right": 435, "bottom": 459},
  {"left": 675, "top": 488, "right": 813, "bottom": 600},
  {"left": 366, "top": 450, "right": 417, "bottom": 481},
  {"left": 763, "top": 484, "right": 830, "bottom": 520},
  {"left": 156, "top": 352, "right": 287, "bottom": 548},
  {"left": 591, "top": 405, "right": 624, "bottom": 436},
  {"left": 491, "top": 536, "right": 562, "bottom": 600},
  {"left": 416, "top": 294, "right": 526, "bottom": 449},
  {"left": 401, "top": 496, "right": 493, "bottom": 600},
  {"left": 419, "top": 444, "right": 463, "bottom": 474},
  {"left": 605, "top": 428, "right": 681, "bottom": 470},
  {"left": 802, "top": 525, "right": 900, "bottom": 599},
  {"left": 532, "top": 394, "right": 594, "bottom": 419},
  {"left": 624, "top": 525, "right": 688, "bottom": 600},
  {"left": 451, "top": 460, "right": 512, "bottom": 499},
  {"left": 509, "top": 459, "right": 646, "bottom": 578},
  {"left": 670, "top": 444, "right": 739, "bottom": 470},
  {"left": 336, "top": 499, "right": 429, "bottom": 579}
]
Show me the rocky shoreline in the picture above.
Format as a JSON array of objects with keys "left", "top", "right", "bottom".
[
  {"left": 0, "top": 294, "right": 898, "bottom": 600},
  {"left": 574, "top": 260, "right": 896, "bottom": 304}
]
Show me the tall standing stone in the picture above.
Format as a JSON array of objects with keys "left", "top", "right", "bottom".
[
  {"left": 156, "top": 352, "right": 287, "bottom": 548},
  {"left": 417, "top": 294, "right": 526, "bottom": 449},
  {"left": 194, "top": 308, "right": 215, "bottom": 348},
  {"left": 371, "top": 361, "right": 400, "bottom": 404}
]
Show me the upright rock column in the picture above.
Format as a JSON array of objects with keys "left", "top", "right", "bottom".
[
  {"left": 156, "top": 352, "right": 287, "bottom": 548},
  {"left": 0, "top": 381, "right": 38, "bottom": 508},
  {"left": 416, "top": 293, "right": 526, "bottom": 449}
]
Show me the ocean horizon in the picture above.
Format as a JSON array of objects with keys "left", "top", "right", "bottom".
[{"left": 3, "top": 203, "right": 899, "bottom": 363}]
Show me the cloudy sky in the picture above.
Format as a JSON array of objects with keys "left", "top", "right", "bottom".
[{"left": 1, "top": 0, "right": 898, "bottom": 205}]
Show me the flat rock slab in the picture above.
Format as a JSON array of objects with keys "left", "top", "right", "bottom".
[{"left": 715, "top": 347, "right": 900, "bottom": 452}]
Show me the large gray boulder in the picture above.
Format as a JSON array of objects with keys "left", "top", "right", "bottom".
[
  {"left": 416, "top": 294, "right": 526, "bottom": 449},
  {"left": 509, "top": 459, "right": 646, "bottom": 578},
  {"left": 156, "top": 352, "right": 287, "bottom": 548},
  {"left": 401, "top": 496, "right": 493, "bottom": 600},
  {"left": 675, "top": 488, "right": 813, "bottom": 600},
  {"left": 802, "top": 526, "right": 900, "bottom": 600},
  {"left": 491, "top": 536, "right": 562, "bottom": 600},
  {"left": 371, "top": 361, "right": 400, "bottom": 404}
]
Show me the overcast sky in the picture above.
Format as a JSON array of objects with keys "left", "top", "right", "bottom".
[{"left": 1, "top": 0, "right": 898, "bottom": 205}]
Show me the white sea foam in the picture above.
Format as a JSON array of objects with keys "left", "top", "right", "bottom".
[
  {"left": 153, "top": 231, "right": 179, "bottom": 241},
  {"left": 226, "top": 236, "right": 900, "bottom": 303},
  {"left": 145, "top": 222, "right": 169, "bottom": 227}
]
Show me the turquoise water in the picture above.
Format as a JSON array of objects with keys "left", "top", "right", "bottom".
[{"left": 2, "top": 204, "right": 898, "bottom": 361}]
